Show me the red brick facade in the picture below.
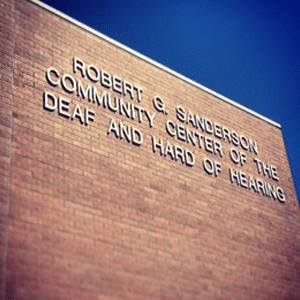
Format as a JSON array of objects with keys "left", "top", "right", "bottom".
[{"left": 1, "top": 0, "right": 300, "bottom": 299}]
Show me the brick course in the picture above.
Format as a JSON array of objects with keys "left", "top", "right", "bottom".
[{"left": 1, "top": 0, "right": 300, "bottom": 299}]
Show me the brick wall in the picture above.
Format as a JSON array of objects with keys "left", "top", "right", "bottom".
[
  {"left": 1, "top": 0, "right": 300, "bottom": 299},
  {"left": 0, "top": 0, "right": 15, "bottom": 295}
]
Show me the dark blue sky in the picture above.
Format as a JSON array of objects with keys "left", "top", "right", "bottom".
[{"left": 42, "top": 0, "right": 300, "bottom": 203}]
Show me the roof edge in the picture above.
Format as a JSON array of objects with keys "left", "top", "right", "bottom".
[{"left": 27, "top": 0, "right": 282, "bottom": 129}]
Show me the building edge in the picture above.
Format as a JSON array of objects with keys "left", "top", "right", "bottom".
[{"left": 28, "top": 0, "right": 282, "bottom": 129}]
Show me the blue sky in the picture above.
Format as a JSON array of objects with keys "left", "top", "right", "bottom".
[{"left": 42, "top": 0, "right": 300, "bottom": 203}]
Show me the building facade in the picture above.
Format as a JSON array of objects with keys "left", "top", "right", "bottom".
[{"left": 1, "top": 0, "right": 299, "bottom": 299}]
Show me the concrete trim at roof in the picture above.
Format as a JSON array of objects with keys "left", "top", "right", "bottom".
[{"left": 28, "top": 0, "right": 281, "bottom": 129}]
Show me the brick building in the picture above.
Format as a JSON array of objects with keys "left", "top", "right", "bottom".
[{"left": 1, "top": 0, "right": 299, "bottom": 299}]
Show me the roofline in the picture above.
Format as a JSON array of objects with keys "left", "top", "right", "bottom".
[{"left": 27, "top": 0, "right": 281, "bottom": 129}]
